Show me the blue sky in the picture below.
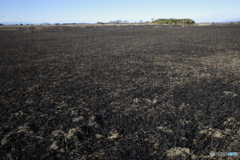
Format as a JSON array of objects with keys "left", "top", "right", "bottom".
[{"left": 0, "top": 0, "right": 240, "bottom": 24}]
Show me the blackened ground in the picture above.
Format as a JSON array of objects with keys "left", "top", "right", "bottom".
[{"left": 0, "top": 24, "right": 240, "bottom": 159}]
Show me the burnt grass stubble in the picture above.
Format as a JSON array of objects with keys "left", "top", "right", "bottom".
[{"left": 0, "top": 25, "right": 240, "bottom": 159}]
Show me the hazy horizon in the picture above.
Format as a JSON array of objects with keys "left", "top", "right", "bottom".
[{"left": 1, "top": 0, "right": 240, "bottom": 24}]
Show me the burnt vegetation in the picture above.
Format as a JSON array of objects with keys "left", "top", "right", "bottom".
[{"left": 0, "top": 24, "right": 240, "bottom": 159}]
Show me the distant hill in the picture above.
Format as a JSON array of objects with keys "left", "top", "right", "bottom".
[{"left": 151, "top": 18, "right": 195, "bottom": 25}]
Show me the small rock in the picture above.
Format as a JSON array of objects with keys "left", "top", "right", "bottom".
[
  {"left": 133, "top": 98, "right": 139, "bottom": 103},
  {"left": 180, "top": 137, "right": 187, "bottom": 142},
  {"left": 72, "top": 116, "right": 84, "bottom": 122},
  {"left": 227, "top": 117, "right": 236, "bottom": 122},
  {"left": 191, "top": 154, "right": 198, "bottom": 159},
  {"left": 96, "top": 134, "right": 103, "bottom": 139},
  {"left": 223, "top": 91, "right": 238, "bottom": 98},
  {"left": 70, "top": 110, "right": 78, "bottom": 116},
  {"left": 67, "top": 128, "right": 78, "bottom": 140},
  {"left": 157, "top": 126, "right": 173, "bottom": 133},
  {"left": 179, "top": 103, "right": 186, "bottom": 110},
  {"left": 108, "top": 131, "right": 119, "bottom": 140},
  {"left": 49, "top": 141, "right": 58, "bottom": 150},
  {"left": 152, "top": 97, "right": 157, "bottom": 104},
  {"left": 185, "top": 120, "right": 191, "bottom": 125},
  {"left": 166, "top": 147, "right": 190, "bottom": 158},
  {"left": 145, "top": 97, "right": 158, "bottom": 104},
  {"left": 90, "top": 116, "right": 96, "bottom": 121},
  {"left": 212, "top": 130, "right": 225, "bottom": 138}
]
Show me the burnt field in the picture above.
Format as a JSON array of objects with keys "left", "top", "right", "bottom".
[{"left": 0, "top": 24, "right": 240, "bottom": 159}]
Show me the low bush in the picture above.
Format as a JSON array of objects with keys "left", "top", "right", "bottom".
[{"left": 152, "top": 18, "right": 195, "bottom": 25}]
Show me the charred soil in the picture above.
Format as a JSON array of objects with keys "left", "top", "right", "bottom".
[{"left": 1, "top": 25, "right": 240, "bottom": 159}]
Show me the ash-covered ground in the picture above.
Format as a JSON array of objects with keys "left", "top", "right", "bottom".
[{"left": 0, "top": 24, "right": 240, "bottom": 159}]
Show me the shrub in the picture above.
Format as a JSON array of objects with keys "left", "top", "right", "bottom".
[
  {"left": 97, "top": 22, "right": 105, "bottom": 24},
  {"left": 152, "top": 18, "right": 195, "bottom": 25}
]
